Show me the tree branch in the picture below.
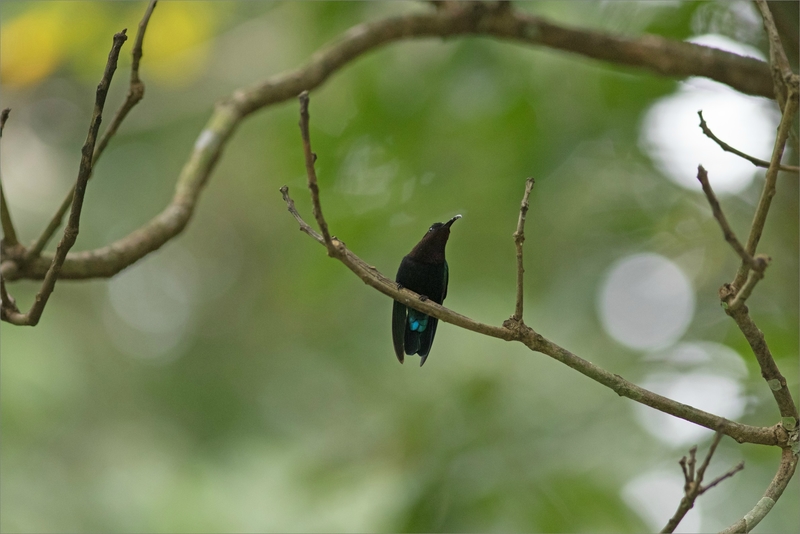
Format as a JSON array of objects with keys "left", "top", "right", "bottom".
[
  {"left": 2, "top": 3, "right": 781, "bottom": 282},
  {"left": 297, "top": 91, "right": 333, "bottom": 253},
  {"left": 0, "top": 108, "right": 19, "bottom": 248},
  {"left": 697, "top": 111, "right": 798, "bottom": 173},
  {"left": 725, "top": 305, "right": 798, "bottom": 422},
  {"left": 25, "top": 0, "right": 158, "bottom": 261},
  {"left": 1, "top": 30, "right": 127, "bottom": 325},
  {"left": 662, "top": 433, "right": 744, "bottom": 533},
  {"left": 696, "top": 165, "right": 761, "bottom": 271},
  {"left": 511, "top": 177, "right": 534, "bottom": 322},
  {"left": 720, "top": 447, "right": 798, "bottom": 533},
  {"left": 732, "top": 88, "right": 798, "bottom": 291},
  {"left": 755, "top": 0, "right": 797, "bottom": 109}
]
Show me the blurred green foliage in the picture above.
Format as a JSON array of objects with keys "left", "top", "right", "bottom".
[{"left": 1, "top": 1, "right": 797, "bottom": 532}]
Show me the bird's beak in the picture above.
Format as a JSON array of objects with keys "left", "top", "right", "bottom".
[{"left": 445, "top": 214, "right": 462, "bottom": 228}]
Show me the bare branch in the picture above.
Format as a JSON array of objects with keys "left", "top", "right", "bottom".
[
  {"left": 1, "top": 30, "right": 127, "bottom": 326},
  {"left": 696, "top": 165, "right": 761, "bottom": 270},
  {"left": 0, "top": 108, "right": 19, "bottom": 247},
  {"left": 662, "top": 433, "right": 743, "bottom": 533},
  {"left": 732, "top": 88, "right": 798, "bottom": 291},
  {"left": 699, "top": 461, "right": 745, "bottom": 495},
  {"left": 721, "top": 448, "right": 798, "bottom": 533},
  {"left": 26, "top": 0, "right": 158, "bottom": 260},
  {"left": 697, "top": 111, "right": 798, "bottom": 173},
  {"left": 297, "top": 91, "right": 334, "bottom": 254},
  {"left": 94, "top": 0, "right": 156, "bottom": 159},
  {"left": 756, "top": 0, "right": 796, "bottom": 107},
  {"left": 279, "top": 185, "right": 323, "bottom": 243},
  {"left": 726, "top": 305, "right": 798, "bottom": 421},
  {"left": 727, "top": 256, "right": 770, "bottom": 311},
  {"left": 510, "top": 177, "right": 535, "bottom": 323},
  {"left": 3, "top": 4, "right": 782, "bottom": 282}
]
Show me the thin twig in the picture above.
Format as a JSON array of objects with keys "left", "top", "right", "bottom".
[
  {"left": 94, "top": 0, "right": 156, "bottom": 158},
  {"left": 1, "top": 30, "right": 127, "bottom": 326},
  {"left": 279, "top": 186, "right": 323, "bottom": 243},
  {"left": 512, "top": 177, "right": 534, "bottom": 322},
  {"left": 696, "top": 165, "right": 760, "bottom": 271},
  {"left": 697, "top": 111, "right": 798, "bottom": 173},
  {"left": 695, "top": 432, "right": 723, "bottom": 482},
  {"left": 755, "top": 0, "right": 795, "bottom": 107},
  {"left": 0, "top": 108, "right": 20, "bottom": 247},
  {"left": 662, "top": 433, "right": 743, "bottom": 533},
  {"left": 26, "top": 1, "right": 157, "bottom": 261},
  {"left": 297, "top": 91, "right": 334, "bottom": 254},
  {"left": 699, "top": 461, "right": 745, "bottom": 495},
  {"left": 686, "top": 445, "right": 697, "bottom": 483},
  {"left": 733, "top": 89, "right": 798, "bottom": 291}
]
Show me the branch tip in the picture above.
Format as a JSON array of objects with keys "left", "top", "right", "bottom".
[{"left": 697, "top": 111, "right": 798, "bottom": 173}]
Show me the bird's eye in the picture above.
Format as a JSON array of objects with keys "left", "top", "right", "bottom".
[{"left": 428, "top": 227, "right": 434, "bottom": 232}]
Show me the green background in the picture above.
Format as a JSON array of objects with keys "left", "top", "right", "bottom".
[{"left": 1, "top": 2, "right": 797, "bottom": 532}]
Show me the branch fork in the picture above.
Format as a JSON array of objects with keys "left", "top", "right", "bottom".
[{"left": 661, "top": 433, "right": 744, "bottom": 533}]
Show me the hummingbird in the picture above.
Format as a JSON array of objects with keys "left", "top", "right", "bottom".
[{"left": 392, "top": 214, "right": 461, "bottom": 366}]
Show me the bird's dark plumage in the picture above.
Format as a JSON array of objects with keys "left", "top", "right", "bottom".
[{"left": 392, "top": 215, "right": 460, "bottom": 366}]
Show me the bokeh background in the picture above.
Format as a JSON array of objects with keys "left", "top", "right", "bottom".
[{"left": 1, "top": 1, "right": 798, "bottom": 532}]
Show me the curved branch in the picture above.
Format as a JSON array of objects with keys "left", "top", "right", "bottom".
[
  {"left": 720, "top": 447, "right": 798, "bottom": 533},
  {"left": 2, "top": 3, "right": 777, "bottom": 281}
]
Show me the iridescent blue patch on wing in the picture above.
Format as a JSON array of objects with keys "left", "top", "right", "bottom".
[{"left": 408, "top": 312, "right": 428, "bottom": 332}]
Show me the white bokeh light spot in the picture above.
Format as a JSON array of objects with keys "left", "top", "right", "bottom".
[
  {"left": 623, "top": 470, "right": 702, "bottom": 533},
  {"left": 634, "top": 342, "right": 748, "bottom": 446},
  {"left": 640, "top": 34, "right": 779, "bottom": 195},
  {"left": 634, "top": 372, "right": 746, "bottom": 446},
  {"left": 598, "top": 253, "right": 694, "bottom": 351}
]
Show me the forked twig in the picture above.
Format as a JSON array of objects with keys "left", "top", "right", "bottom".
[
  {"left": 662, "top": 433, "right": 744, "bottom": 533},
  {"left": 696, "top": 165, "right": 761, "bottom": 272},
  {"left": 26, "top": 0, "right": 158, "bottom": 260},
  {"left": 1, "top": 30, "right": 128, "bottom": 325},
  {"left": 297, "top": 91, "right": 334, "bottom": 255}
]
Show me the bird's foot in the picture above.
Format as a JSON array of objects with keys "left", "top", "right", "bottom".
[
  {"left": 396, "top": 282, "right": 404, "bottom": 291},
  {"left": 419, "top": 295, "right": 428, "bottom": 302}
]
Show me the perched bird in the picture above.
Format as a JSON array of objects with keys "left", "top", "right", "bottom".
[{"left": 392, "top": 215, "right": 461, "bottom": 366}]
